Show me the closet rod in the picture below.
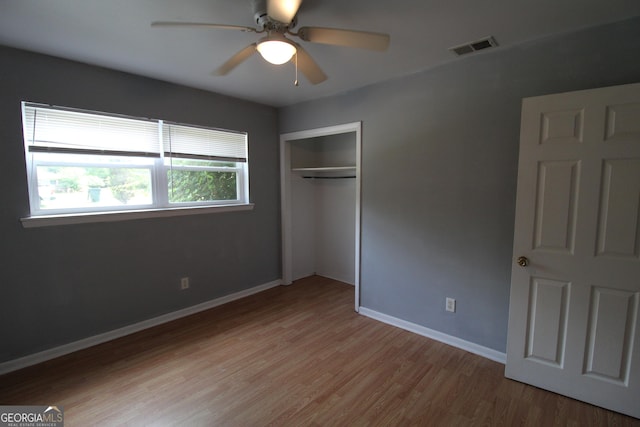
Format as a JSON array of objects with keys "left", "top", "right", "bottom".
[{"left": 302, "top": 175, "right": 356, "bottom": 180}]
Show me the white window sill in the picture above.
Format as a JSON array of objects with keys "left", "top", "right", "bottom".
[{"left": 20, "top": 203, "right": 255, "bottom": 228}]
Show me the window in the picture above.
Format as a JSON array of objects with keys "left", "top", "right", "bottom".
[{"left": 21, "top": 103, "right": 249, "bottom": 217}]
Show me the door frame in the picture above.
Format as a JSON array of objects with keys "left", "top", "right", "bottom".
[{"left": 280, "top": 122, "right": 362, "bottom": 311}]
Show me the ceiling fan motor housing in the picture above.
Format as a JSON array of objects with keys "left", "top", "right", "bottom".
[
  {"left": 251, "top": 0, "right": 267, "bottom": 26},
  {"left": 252, "top": 0, "right": 296, "bottom": 29}
]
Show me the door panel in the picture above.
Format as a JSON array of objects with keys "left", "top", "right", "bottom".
[
  {"left": 534, "top": 161, "right": 580, "bottom": 253},
  {"left": 540, "top": 109, "right": 584, "bottom": 145},
  {"left": 525, "top": 277, "right": 570, "bottom": 366},
  {"left": 584, "top": 287, "right": 639, "bottom": 384},
  {"left": 506, "top": 82, "right": 640, "bottom": 419},
  {"left": 605, "top": 103, "right": 640, "bottom": 142},
  {"left": 596, "top": 159, "right": 640, "bottom": 258}
]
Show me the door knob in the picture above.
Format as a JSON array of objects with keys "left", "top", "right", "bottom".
[{"left": 517, "top": 256, "right": 529, "bottom": 267}]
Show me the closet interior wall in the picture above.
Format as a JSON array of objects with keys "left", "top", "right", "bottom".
[{"left": 289, "top": 133, "right": 357, "bottom": 285}]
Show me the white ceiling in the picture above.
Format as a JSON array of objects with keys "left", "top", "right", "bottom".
[{"left": 1, "top": 0, "right": 639, "bottom": 107}]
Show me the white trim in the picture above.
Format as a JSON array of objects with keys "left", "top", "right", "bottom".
[
  {"left": 21, "top": 203, "right": 254, "bottom": 228},
  {"left": 359, "top": 307, "right": 507, "bottom": 364},
  {"left": 279, "top": 122, "right": 363, "bottom": 141},
  {"left": 279, "top": 122, "right": 362, "bottom": 313},
  {"left": 354, "top": 124, "right": 361, "bottom": 312},
  {"left": 0, "top": 279, "right": 281, "bottom": 375},
  {"left": 280, "top": 138, "right": 292, "bottom": 285}
]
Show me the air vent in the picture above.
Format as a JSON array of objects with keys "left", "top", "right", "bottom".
[{"left": 449, "top": 36, "right": 498, "bottom": 56}]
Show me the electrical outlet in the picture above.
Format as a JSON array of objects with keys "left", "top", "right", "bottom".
[
  {"left": 180, "top": 277, "right": 190, "bottom": 290},
  {"left": 446, "top": 297, "right": 456, "bottom": 313}
]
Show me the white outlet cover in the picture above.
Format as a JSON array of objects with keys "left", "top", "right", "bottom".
[{"left": 446, "top": 297, "right": 456, "bottom": 312}]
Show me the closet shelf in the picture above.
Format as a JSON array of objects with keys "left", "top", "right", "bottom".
[
  {"left": 291, "top": 166, "right": 356, "bottom": 179},
  {"left": 291, "top": 166, "right": 356, "bottom": 172}
]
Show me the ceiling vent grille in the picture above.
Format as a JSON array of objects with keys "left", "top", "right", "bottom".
[{"left": 449, "top": 36, "right": 498, "bottom": 56}]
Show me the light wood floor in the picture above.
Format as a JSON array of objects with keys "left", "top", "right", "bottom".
[{"left": 1, "top": 276, "right": 638, "bottom": 426}]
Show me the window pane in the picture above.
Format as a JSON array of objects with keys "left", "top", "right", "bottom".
[
  {"left": 36, "top": 166, "right": 152, "bottom": 210},
  {"left": 168, "top": 170, "right": 237, "bottom": 203}
]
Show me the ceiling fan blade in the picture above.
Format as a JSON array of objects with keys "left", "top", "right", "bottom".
[
  {"left": 297, "top": 27, "right": 390, "bottom": 51},
  {"left": 293, "top": 43, "right": 327, "bottom": 84},
  {"left": 214, "top": 43, "right": 258, "bottom": 75},
  {"left": 151, "top": 21, "right": 256, "bottom": 33},
  {"left": 267, "top": 0, "right": 303, "bottom": 24}
]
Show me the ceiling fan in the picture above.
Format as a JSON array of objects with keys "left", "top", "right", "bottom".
[{"left": 151, "top": 0, "right": 390, "bottom": 85}]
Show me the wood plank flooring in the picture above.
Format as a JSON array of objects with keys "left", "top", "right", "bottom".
[{"left": 1, "top": 275, "right": 638, "bottom": 426}]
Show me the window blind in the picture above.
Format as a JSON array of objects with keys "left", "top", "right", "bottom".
[
  {"left": 23, "top": 103, "right": 161, "bottom": 157},
  {"left": 163, "top": 122, "right": 247, "bottom": 162}
]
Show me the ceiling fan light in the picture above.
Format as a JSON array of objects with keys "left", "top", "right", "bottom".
[{"left": 257, "top": 39, "right": 296, "bottom": 65}]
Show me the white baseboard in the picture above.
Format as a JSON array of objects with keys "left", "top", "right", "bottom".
[
  {"left": 0, "top": 279, "right": 282, "bottom": 375},
  {"left": 315, "top": 272, "right": 355, "bottom": 286},
  {"left": 358, "top": 307, "right": 506, "bottom": 364}
]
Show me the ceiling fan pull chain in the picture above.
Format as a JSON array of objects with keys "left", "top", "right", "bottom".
[{"left": 294, "top": 51, "right": 299, "bottom": 87}]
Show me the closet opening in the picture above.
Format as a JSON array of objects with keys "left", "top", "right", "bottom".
[{"left": 280, "top": 122, "right": 361, "bottom": 311}]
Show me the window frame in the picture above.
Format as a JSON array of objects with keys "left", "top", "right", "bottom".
[{"left": 21, "top": 102, "right": 252, "bottom": 225}]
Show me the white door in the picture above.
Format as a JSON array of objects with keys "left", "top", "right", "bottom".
[{"left": 505, "top": 83, "right": 640, "bottom": 418}]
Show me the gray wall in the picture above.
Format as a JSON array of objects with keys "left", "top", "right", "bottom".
[
  {"left": 0, "top": 46, "right": 281, "bottom": 363},
  {"left": 279, "top": 17, "right": 640, "bottom": 352}
]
